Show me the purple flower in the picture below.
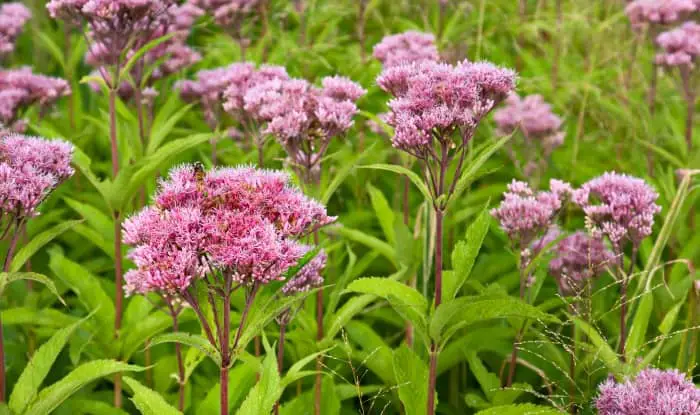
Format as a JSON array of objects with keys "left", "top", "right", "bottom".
[
  {"left": 123, "top": 164, "right": 334, "bottom": 295},
  {"left": 656, "top": 22, "right": 700, "bottom": 68},
  {"left": 192, "top": 0, "right": 260, "bottom": 27},
  {"left": 596, "top": 368, "right": 700, "bottom": 415},
  {"left": 491, "top": 179, "right": 570, "bottom": 247},
  {"left": 377, "top": 60, "right": 516, "bottom": 155},
  {"left": 0, "top": 133, "right": 74, "bottom": 219},
  {"left": 372, "top": 31, "right": 440, "bottom": 68},
  {"left": 0, "top": 68, "right": 71, "bottom": 130},
  {"left": 494, "top": 93, "right": 565, "bottom": 156},
  {"left": 282, "top": 249, "right": 327, "bottom": 295},
  {"left": 548, "top": 232, "right": 613, "bottom": 296},
  {"left": 625, "top": 0, "right": 697, "bottom": 28},
  {"left": 573, "top": 172, "right": 661, "bottom": 247},
  {"left": 222, "top": 64, "right": 289, "bottom": 114},
  {"left": 0, "top": 3, "right": 31, "bottom": 58}
]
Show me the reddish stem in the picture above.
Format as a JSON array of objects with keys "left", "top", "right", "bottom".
[
  {"left": 274, "top": 321, "right": 287, "bottom": 415},
  {"left": 314, "top": 229, "right": 323, "bottom": 415},
  {"left": 427, "top": 343, "right": 438, "bottom": 415}
]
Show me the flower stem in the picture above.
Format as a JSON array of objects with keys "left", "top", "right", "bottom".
[
  {"left": 167, "top": 302, "right": 185, "bottom": 411},
  {"left": 314, "top": 229, "right": 323, "bottom": 415},
  {"left": 274, "top": 321, "right": 287, "bottom": 415},
  {"left": 427, "top": 208, "right": 443, "bottom": 415},
  {"left": 0, "top": 221, "right": 22, "bottom": 402},
  {"left": 427, "top": 342, "right": 438, "bottom": 415}
]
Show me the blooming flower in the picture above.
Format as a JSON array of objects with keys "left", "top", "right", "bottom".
[
  {"left": 372, "top": 31, "right": 440, "bottom": 68},
  {"left": 0, "top": 133, "right": 74, "bottom": 219},
  {"left": 548, "top": 231, "right": 613, "bottom": 296},
  {"left": 625, "top": 0, "right": 697, "bottom": 28},
  {"left": 656, "top": 22, "right": 700, "bottom": 68},
  {"left": 282, "top": 249, "right": 327, "bottom": 295},
  {"left": 492, "top": 179, "right": 571, "bottom": 248},
  {"left": 0, "top": 68, "right": 71, "bottom": 132},
  {"left": 494, "top": 93, "right": 565, "bottom": 156},
  {"left": 377, "top": 60, "right": 516, "bottom": 155},
  {"left": 0, "top": 3, "right": 31, "bottom": 58},
  {"left": 192, "top": 0, "right": 260, "bottom": 28},
  {"left": 573, "top": 172, "right": 661, "bottom": 248},
  {"left": 123, "top": 164, "right": 334, "bottom": 295},
  {"left": 596, "top": 368, "right": 700, "bottom": 415}
]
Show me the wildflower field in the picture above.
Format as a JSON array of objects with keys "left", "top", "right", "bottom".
[{"left": 0, "top": 0, "right": 698, "bottom": 414}]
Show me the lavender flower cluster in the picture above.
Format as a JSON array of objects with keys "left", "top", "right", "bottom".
[
  {"left": 656, "top": 21, "right": 700, "bottom": 68},
  {"left": 548, "top": 231, "right": 614, "bottom": 295},
  {"left": 372, "top": 31, "right": 440, "bottom": 68},
  {"left": 0, "top": 133, "right": 74, "bottom": 221},
  {"left": 0, "top": 67, "right": 71, "bottom": 132},
  {"left": 625, "top": 0, "right": 698, "bottom": 28},
  {"left": 494, "top": 93, "right": 565, "bottom": 156},
  {"left": 123, "top": 165, "right": 334, "bottom": 295},
  {"left": 377, "top": 60, "right": 516, "bottom": 156},
  {"left": 596, "top": 368, "right": 700, "bottom": 415},
  {"left": 192, "top": 0, "right": 260, "bottom": 28},
  {"left": 0, "top": 3, "right": 31, "bottom": 59}
]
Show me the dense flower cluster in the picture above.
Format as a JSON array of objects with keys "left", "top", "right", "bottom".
[
  {"left": 494, "top": 93, "right": 565, "bottom": 156},
  {"left": 47, "top": 0, "right": 172, "bottom": 67},
  {"left": 282, "top": 249, "right": 327, "bottom": 295},
  {"left": 377, "top": 60, "right": 516, "bottom": 155},
  {"left": 222, "top": 63, "right": 289, "bottom": 114},
  {"left": 123, "top": 165, "right": 334, "bottom": 295},
  {"left": 0, "top": 68, "right": 71, "bottom": 132},
  {"left": 573, "top": 172, "right": 661, "bottom": 247},
  {"left": 0, "top": 133, "right": 74, "bottom": 220},
  {"left": 192, "top": 0, "right": 260, "bottom": 28},
  {"left": 625, "top": 0, "right": 697, "bottom": 28},
  {"left": 596, "top": 368, "right": 700, "bottom": 415},
  {"left": 656, "top": 22, "right": 700, "bottom": 68},
  {"left": 0, "top": 3, "right": 31, "bottom": 59},
  {"left": 372, "top": 31, "right": 440, "bottom": 68},
  {"left": 549, "top": 232, "right": 613, "bottom": 295},
  {"left": 243, "top": 75, "right": 365, "bottom": 181},
  {"left": 491, "top": 179, "right": 572, "bottom": 247}
]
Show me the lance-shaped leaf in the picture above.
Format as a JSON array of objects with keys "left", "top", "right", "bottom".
[
  {"left": 0, "top": 272, "right": 64, "bottom": 304},
  {"left": 393, "top": 345, "right": 430, "bottom": 415},
  {"left": 9, "top": 220, "right": 82, "bottom": 272},
  {"left": 124, "top": 377, "right": 182, "bottom": 415},
  {"left": 150, "top": 332, "right": 221, "bottom": 366}
]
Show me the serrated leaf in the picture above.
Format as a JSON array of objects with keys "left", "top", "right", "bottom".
[
  {"left": 466, "top": 352, "right": 500, "bottom": 402},
  {"left": 124, "top": 376, "right": 182, "bottom": 415},
  {"left": 150, "top": 332, "right": 221, "bottom": 366},
  {"left": 367, "top": 183, "right": 395, "bottom": 244},
  {"left": 9, "top": 220, "right": 82, "bottom": 272},
  {"left": 360, "top": 164, "right": 433, "bottom": 202},
  {"left": 393, "top": 345, "right": 430, "bottom": 415},
  {"left": 444, "top": 206, "right": 490, "bottom": 300},
  {"left": 24, "top": 360, "right": 144, "bottom": 415},
  {"left": 0, "top": 272, "right": 64, "bottom": 304},
  {"left": 235, "top": 351, "right": 281, "bottom": 415},
  {"left": 345, "top": 277, "right": 427, "bottom": 315},
  {"left": 9, "top": 317, "right": 88, "bottom": 414}
]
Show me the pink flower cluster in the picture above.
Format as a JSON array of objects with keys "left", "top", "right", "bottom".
[
  {"left": 596, "top": 368, "right": 700, "bottom": 415},
  {"left": 123, "top": 165, "right": 334, "bottom": 295},
  {"left": 192, "top": 0, "right": 260, "bottom": 27},
  {"left": 549, "top": 232, "right": 613, "bottom": 296},
  {"left": 0, "top": 133, "right": 74, "bottom": 219},
  {"left": 573, "top": 172, "right": 661, "bottom": 247},
  {"left": 494, "top": 93, "right": 565, "bottom": 156},
  {"left": 625, "top": 0, "right": 697, "bottom": 28},
  {"left": 491, "top": 179, "right": 572, "bottom": 247},
  {"left": 372, "top": 31, "right": 440, "bottom": 68},
  {"left": 282, "top": 249, "right": 327, "bottom": 295},
  {"left": 656, "top": 22, "right": 700, "bottom": 68},
  {"left": 0, "top": 3, "right": 31, "bottom": 58},
  {"left": 0, "top": 68, "right": 71, "bottom": 132},
  {"left": 243, "top": 75, "right": 365, "bottom": 180},
  {"left": 377, "top": 60, "right": 516, "bottom": 154},
  {"left": 47, "top": 0, "right": 172, "bottom": 67}
]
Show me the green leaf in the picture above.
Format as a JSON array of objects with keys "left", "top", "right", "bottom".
[
  {"left": 466, "top": 352, "right": 500, "bottom": 402},
  {"left": 367, "top": 183, "right": 395, "bottom": 244},
  {"left": 345, "top": 277, "right": 426, "bottom": 315},
  {"left": 659, "top": 300, "right": 684, "bottom": 335},
  {"left": 119, "top": 33, "right": 176, "bottom": 81},
  {"left": 0, "top": 272, "right": 64, "bottom": 304},
  {"left": 121, "top": 311, "right": 195, "bottom": 360},
  {"left": 430, "top": 296, "right": 559, "bottom": 344},
  {"left": 24, "top": 360, "right": 144, "bottom": 415},
  {"left": 124, "top": 377, "right": 182, "bottom": 415},
  {"left": 360, "top": 164, "right": 433, "bottom": 202},
  {"left": 475, "top": 404, "right": 566, "bottom": 415},
  {"left": 324, "top": 294, "right": 376, "bottom": 342},
  {"left": 321, "top": 143, "right": 376, "bottom": 204},
  {"left": 393, "top": 345, "right": 430, "bottom": 415},
  {"left": 572, "top": 317, "right": 623, "bottom": 375},
  {"left": 149, "top": 332, "right": 221, "bottom": 366},
  {"left": 326, "top": 225, "right": 396, "bottom": 266},
  {"left": 48, "top": 249, "right": 115, "bottom": 340},
  {"left": 9, "top": 317, "right": 88, "bottom": 414},
  {"left": 146, "top": 103, "right": 195, "bottom": 155},
  {"left": 235, "top": 351, "right": 281, "bottom": 415},
  {"left": 451, "top": 134, "right": 513, "bottom": 204},
  {"left": 10, "top": 220, "right": 82, "bottom": 272},
  {"left": 198, "top": 363, "right": 257, "bottom": 414},
  {"left": 625, "top": 291, "right": 653, "bottom": 360},
  {"left": 444, "top": 206, "right": 490, "bottom": 300}
]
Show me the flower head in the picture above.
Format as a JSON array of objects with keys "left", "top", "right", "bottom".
[
  {"left": 0, "top": 3, "right": 31, "bottom": 58},
  {"left": 123, "top": 164, "right": 334, "bottom": 295},
  {"left": 596, "top": 368, "right": 700, "bottom": 415},
  {"left": 549, "top": 232, "right": 613, "bottom": 296},
  {"left": 491, "top": 179, "right": 570, "bottom": 247},
  {"left": 0, "top": 133, "right": 74, "bottom": 219},
  {"left": 377, "top": 60, "right": 516, "bottom": 154},
  {"left": 192, "top": 0, "right": 260, "bottom": 27},
  {"left": 573, "top": 172, "right": 661, "bottom": 247},
  {"left": 372, "top": 31, "right": 440, "bottom": 68},
  {"left": 0, "top": 68, "right": 71, "bottom": 131},
  {"left": 656, "top": 22, "right": 700, "bottom": 68},
  {"left": 625, "top": 0, "right": 697, "bottom": 28},
  {"left": 494, "top": 93, "right": 565, "bottom": 156},
  {"left": 282, "top": 249, "right": 327, "bottom": 295}
]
